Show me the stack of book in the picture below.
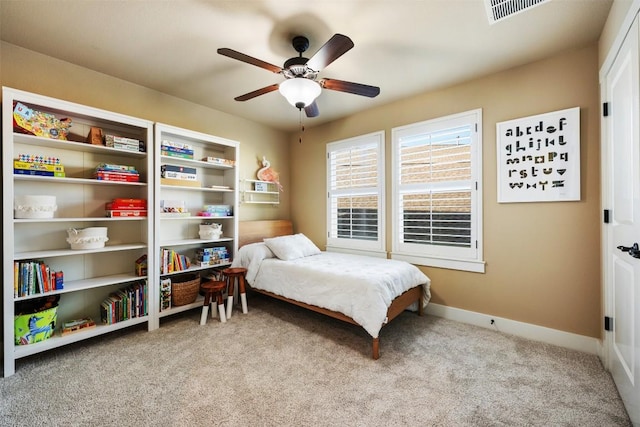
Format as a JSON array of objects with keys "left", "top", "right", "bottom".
[
  {"left": 14, "top": 155, "right": 65, "bottom": 178},
  {"left": 104, "top": 134, "right": 145, "bottom": 152},
  {"left": 104, "top": 198, "right": 147, "bottom": 217},
  {"left": 161, "top": 139, "right": 193, "bottom": 159},
  {"left": 93, "top": 163, "right": 140, "bottom": 182}
]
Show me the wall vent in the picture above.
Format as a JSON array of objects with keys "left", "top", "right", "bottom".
[{"left": 485, "top": 0, "right": 550, "bottom": 24}]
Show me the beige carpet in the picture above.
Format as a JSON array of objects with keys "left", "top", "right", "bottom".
[{"left": 0, "top": 293, "right": 631, "bottom": 426}]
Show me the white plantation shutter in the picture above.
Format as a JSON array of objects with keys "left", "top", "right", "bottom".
[
  {"left": 327, "top": 131, "right": 385, "bottom": 253},
  {"left": 392, "top": 110, "right": 485, "bottom": 272}
]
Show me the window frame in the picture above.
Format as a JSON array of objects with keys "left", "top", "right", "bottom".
[
  {"left": 391, "top": 109, "right": 485, "bottom": 273},
  {"left": 326, "top": 131, "right": 386, "bottom": 256}
]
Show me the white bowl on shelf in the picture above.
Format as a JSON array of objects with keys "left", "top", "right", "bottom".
[
  {"left": 14, "top": 195, "right": 57, "bottom": 219},
  {"left": 66, "top": 227, "right": 109, "bottom": 250}
]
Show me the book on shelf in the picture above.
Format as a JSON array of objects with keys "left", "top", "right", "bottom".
[
  {"left": 105, "top": 199, "right": 147, "bottom": 211},
  {"left": 14, "top": 160, "right": 65, "bottom": 172},
  {"left": 161, "top": 164, "right": 197, "bottom": 175},
  {"left": 94, "top": 171, "right": 140, "bottom": 182},
  {"left": 160, "top": 145, "right": 194, "bottom": 155},
  {"left": 161, "top": 171, "right": 197, "bottom": 181},
  {"left": 201, "top": 156, "right": 235, "bottom": 166},
  {"left": 160, "top": 150, "right": 194, "bottom": 160},
  {"left": 160, "top": 278, "right": 171, "bottom": 311},
  {"left": 105, "top": 209, "right": 147, "bottom": 217},
  {"left": 14, "top": 169, "right": 66, "bottom": 177},
  {"left": 161, "top": 140, "right": 193, "bottom": 150}
]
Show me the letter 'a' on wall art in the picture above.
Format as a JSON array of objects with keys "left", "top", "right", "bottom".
[{"left": 496, "top": 107, "right": 580, "bottom": 203}]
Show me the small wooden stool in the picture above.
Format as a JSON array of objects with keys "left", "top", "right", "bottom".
[
  {"left": 200, "top": 280, "right": 227, "bottom": 325},
  {"left": 222, "top": 267, "right": 248, "bottom": 319}
]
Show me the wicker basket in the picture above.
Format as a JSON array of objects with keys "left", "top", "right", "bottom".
[{"left": 171, "top": 273, "right": 200, "bottom": 306}]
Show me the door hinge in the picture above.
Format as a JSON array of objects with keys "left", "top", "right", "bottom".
[
  {"left": 603, "top": 102, "right": 609, "bottom": 117},
  {"left": 604, "top": 316, "right": 613, "bottom": 332},
  {"left": 603, "top": 209, "right": 610, "bottom": 224}
]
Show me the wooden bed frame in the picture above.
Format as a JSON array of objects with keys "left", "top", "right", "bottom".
[{"left": 238, "top": 219, "right": 423, "bottom": 359}]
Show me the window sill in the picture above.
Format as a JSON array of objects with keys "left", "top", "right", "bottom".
[
  {"left": 391, "top": 252, "right": 486, "bottom": 273},
  {"left": 326, "top": 246, "right": 388, "bottom": 259}
]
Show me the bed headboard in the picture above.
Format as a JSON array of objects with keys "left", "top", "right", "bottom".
[{"left": 238, "top": 220, "right": 293, "bottom": 247}]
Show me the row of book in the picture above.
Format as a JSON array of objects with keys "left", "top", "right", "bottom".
[
  {"left": 100, "top": 280, "right": 148, "bottom": 325},
  {"left": 105, "top": 197, "right": 148, "bottom": 217},
  {"left": 14, "top": 260, "right": 64, "bottom": 298},
  {"left": 161, "top": 248, "right": 191, "bottom": 274}
]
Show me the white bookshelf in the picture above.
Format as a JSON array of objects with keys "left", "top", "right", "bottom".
[
  {"left": 2, "top": 87, "right": 154, "bottom": 377},
  {"left": 152, "top": 123, "right": 239, "bottom": 328}
]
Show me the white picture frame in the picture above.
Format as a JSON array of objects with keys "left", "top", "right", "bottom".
[{"left": 496, "top": 107, "right": 580, "bottom": 203}]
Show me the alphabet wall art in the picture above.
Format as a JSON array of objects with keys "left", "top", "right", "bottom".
[{"left": 496, "top": 107, "right": 580, "bottom": 203}]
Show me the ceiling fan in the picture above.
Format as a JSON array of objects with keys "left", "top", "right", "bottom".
[{"left": 217, "top": 34, "right": 380, "bottom": 118}]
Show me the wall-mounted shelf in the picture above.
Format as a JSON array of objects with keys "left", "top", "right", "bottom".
[{"left": 241, "top": 179, "right": 280, "bottom": 205}]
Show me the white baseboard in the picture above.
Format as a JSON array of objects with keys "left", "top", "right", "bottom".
[{"left": 425, "top": 303, "right": 601, "bottom": 355}]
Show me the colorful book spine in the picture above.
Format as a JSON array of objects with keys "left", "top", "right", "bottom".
[{"left": 94, "top": 171, "right": 140, "bottom": 182}]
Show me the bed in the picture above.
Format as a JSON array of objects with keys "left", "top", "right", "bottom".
[{"left": 233, "top": 220, "right": 431, "bottom": 359}]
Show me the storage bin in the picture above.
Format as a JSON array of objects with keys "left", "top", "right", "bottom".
[
  {"left": 14, "top": 195, "right": 57, "bottom": 219},
  {"left": 171, "top": 273, "right": 200, "bottom": 306},
  {"left": 15, "top": 305, "right": 58, "bottom": 345}
]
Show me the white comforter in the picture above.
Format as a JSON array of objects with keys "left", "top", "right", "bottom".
[{"left": 232, "top": 244, "right": 431, "bottom": 338}]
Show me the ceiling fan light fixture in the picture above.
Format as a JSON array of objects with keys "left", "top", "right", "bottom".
[{"left": 279, "top": 78, "right": 321, "bottom": 109}]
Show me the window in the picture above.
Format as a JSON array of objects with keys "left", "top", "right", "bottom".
[
  {"left": 391, "top": 110, "right": 484, "bottom": 273},
  {"left": 326, "top": 131, "right": 385, "bottom": 256}
]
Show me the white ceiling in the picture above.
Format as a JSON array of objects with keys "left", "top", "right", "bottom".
[{"left": 0, "top": 0, "right": 613, "bottom": 132}]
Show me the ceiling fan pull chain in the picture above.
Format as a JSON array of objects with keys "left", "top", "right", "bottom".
[{"left": 299, "top": 109, "right": 304, "bottom": 143}]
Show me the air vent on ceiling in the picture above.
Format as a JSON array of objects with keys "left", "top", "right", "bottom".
[{"left": 485, "top": 0, "right": 550, "bottom": 24}]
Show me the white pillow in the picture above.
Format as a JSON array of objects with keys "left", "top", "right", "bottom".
[
  {"left": 231, "top": 242, "right": 274, "bottom": 268},
  {"left": 263, "top": 233, "right": 321, "bottom": 261}
]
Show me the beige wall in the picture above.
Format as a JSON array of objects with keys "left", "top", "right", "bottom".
[
  {"left": 0, "top": 40, "right": 604, "bottom": 339},
  {"left": 289, "top": 45, "right": 602, "bottom": 338},
  {"left": 0, "top": 42, "right": 291, "bottom": 222}
]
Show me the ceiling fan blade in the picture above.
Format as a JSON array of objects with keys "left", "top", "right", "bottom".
[
  {"left": 234, "top": 84, "right": 280, "bottom": 101},
  {"left": 305, "top": 34, "right": 354, "bottom": 71},
  {"left": 319, "top": 78, "right": 380, "bottom": 98},
  {"left": 217, "top": 48, "right": 283, "bottom": 74},
  {"left": 305, "top": 102, "right": 319, "bottom": 118}
]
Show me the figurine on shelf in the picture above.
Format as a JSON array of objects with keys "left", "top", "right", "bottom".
[{"left": 257, "top": 156, "right": 283, "bottom": 192}]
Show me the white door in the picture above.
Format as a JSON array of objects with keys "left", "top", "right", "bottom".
[{"left": 604, "top": 14, "right": 640, "bottom": 425}]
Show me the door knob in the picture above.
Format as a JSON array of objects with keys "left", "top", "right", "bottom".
[{"left": 617, "top": 243, "right": 640, "bottom": 258}]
